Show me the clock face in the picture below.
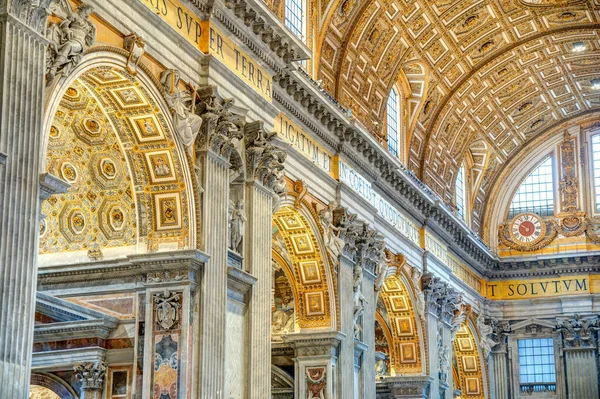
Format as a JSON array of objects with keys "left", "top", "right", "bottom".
[{"left": 510, "top": 213, "right": 545, "bottom": 244}]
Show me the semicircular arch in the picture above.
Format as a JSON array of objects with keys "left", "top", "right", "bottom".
[
  {"left": 273, "top": 203, "right": 337, "bottom": 330},
  {"left": 41, "top": 50, "right": 197, "bottom": 259}
]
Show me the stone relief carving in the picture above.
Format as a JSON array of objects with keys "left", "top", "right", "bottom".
[
  {"left": 73, "top": 361, "right": 106, "bottom": 391},
  {"left": 154, "top": 290, "right": 182, "bottom": 331},
  {"left": 559, "top": 132, "right": 579, "bottom": 213},
  {"left": 318, "top": 201, "right": 346, "bottom": 264},
  {"left": 160, "top": 69, "right": 203, "bottom": 150},
  {"left": 555, "top": 314, "right": 599, "bottom": 348},
  {"left": 228, "top": 199, "right": 246, "bottom": 252},
  {"left": 46, "top": 2, "right": 96, "bottom": 82}
]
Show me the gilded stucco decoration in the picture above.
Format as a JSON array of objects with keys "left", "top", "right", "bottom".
[
  {"left": 452, "top": 323, "right": 486, "bottom": 399},
  {"left": 378, "top": 274, "right": 423, "bottom": 375},
  {"left": 273, "top": 206, "right": 334, "bottom": 329},
  {"left": 41, "top": 66, "right": 192, "bottom": 256},
  {"left": 315, "top": 0, "right": 600, "bottom": 224}
]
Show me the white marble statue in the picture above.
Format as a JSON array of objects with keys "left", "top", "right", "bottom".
[
  {"left": 319, "top": 200, "right": 346, "bottom": 262},
  {"left": 228, "top": 199, "right": 246, "bottom": 252},
  {"left": 46, "top": 4, "right": 96, "bottom": 81},
  {"left": 160, "top": 69, "right": 203, "bottom": 150}
]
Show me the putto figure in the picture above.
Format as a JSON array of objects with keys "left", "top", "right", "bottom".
[{"left": 46, "top": 3, "right": 96, "bottom": 81}]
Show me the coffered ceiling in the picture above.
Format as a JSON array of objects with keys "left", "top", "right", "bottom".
[{"left": 314, "top": 0, "right": 600, "bottom": 230}]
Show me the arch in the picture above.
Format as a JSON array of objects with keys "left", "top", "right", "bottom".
[
  {"left": 272, "top": 203, "right": 337, "bottom": 330},
  {"left": 272, "top": 365, "right": 294, "bottom": 399},
  {"left": 40, "top": 50, "right": 197, "bottom": 260},
  {"left": 452, "top": 322, "right": 488, "bottom": 399},
  {"left": 378, "top": 271, "right": 425, "bottom": 375},
  {"left": 30, "top": 373, "right": 78, "bottom": 399}
]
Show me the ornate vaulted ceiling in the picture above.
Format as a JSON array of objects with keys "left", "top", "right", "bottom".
[{"left": 313, "top": 0, "right": 600, "bottom": 230}]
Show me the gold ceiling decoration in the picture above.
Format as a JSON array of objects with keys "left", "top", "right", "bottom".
[
  {"left": 41, "top": 66, "right": 193, "bottom": 256},
  {"left": 311, "top": 0, "right": 600, "bottom": 225},
  {"left": 379, "top": 274, "right": 423, "bottom": 375},
  {"left": 273, "top": 206, "right": 334, "bottom": 329},
  {"left": 452, "top": 323, "right": 486, "bottom": 399}
]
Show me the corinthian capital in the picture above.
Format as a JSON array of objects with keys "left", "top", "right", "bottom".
[
  {"left": 73, "top": 361, "right": 107, "bottom": 390},
  {"left": 555, "top": 314, "right": 598, "bottom": 348},
  {"left": 244, "top": 121, "right": 286, "bottom": 194},
  {"left": 195, "top": 86, "right": 246, "bottom": 170}
]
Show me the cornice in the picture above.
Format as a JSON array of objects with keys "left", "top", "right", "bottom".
[
  {"left": 490, "top": 253, "right": 600, "bottom": 278},
  {"left": 227, "top": 266, "right": 257, "bottom": 303},
  {"left": 34, "top": 319, "right": 115, "bottom": 342},
  {"left": 37, "top": 250, "right": 209, "bottom": 287},
  {"left": 192, "top": 0, "right": 310, "bottom": 75}
]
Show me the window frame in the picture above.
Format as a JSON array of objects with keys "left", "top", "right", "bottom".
[
  {"left": 455, "top": 164, "right": 467, "bottom": 220},
  {"left": 386, "top": 88, "right": 400, "bottom": 157},
  {"left": 507, "top": 156, "right": 556, "bottom": 219},
  {"left": 509, "top": 331, "right": 564, "bottom": 399},
  {"left": 284, "top": 0, "right": 306, "bottom": 42},
  {"left": 589, "top": 132, "right": 600, "bottom": 214}
]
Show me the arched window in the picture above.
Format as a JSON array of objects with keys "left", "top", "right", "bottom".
[
  {"left": 591, "top": 134, "right": 600, "bottom": 211},
  {"left": 386, "top": 88, "right": 399, "bottom": 157},
  {"left": 285, "top": 0, "right": 304, "bottom": 42},
  {"left": 455, "top": 165, "right": 467, "bottom": 219},
  {"left": 508, "top": 157, "right": 554, "bottom": 218}
]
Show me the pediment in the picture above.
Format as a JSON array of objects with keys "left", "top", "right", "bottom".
[
  {"left": 511, "top": 318, "right": 556, "bottom": 333},
  {"left": 34, "top": 293, "right": 118, "bottom": 343}
]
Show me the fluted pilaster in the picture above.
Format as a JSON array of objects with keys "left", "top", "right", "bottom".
[
  {"left": 338, "top": 254, "right": 356, "bottom": 399},
  {"left": 564, "top": 349, "right": 599, "bottom": 398},
  {"left": 197, "top": 151, "right": 230, "bottom": 399},
  {"left": 489, "top": 349, "right": 509, "bottom": 399},
  {"left": 0, "top": 9, "right": 47, "bottom": 399},
  {"left": 245, "top": 181, "right": 273, "bottom": 398}
]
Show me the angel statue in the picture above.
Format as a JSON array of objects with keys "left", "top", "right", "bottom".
[
  {"left": 318, "top": 201, "right": 345, "bottom": 262},
  {"left": 46, "top": 3, "right": 96, "bottom": 81},
  {"left": 160, "top": 69, "right": 203, "bottom": 151}
]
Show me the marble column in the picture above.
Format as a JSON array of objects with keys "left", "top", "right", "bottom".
[
  {"left": 244, "top": 120, "right": 285, "bottom": 398},
  {"left": 421, "top": 273, "right": 461, "bottom": 399},
  {"left": 337, "top": 253, "right": 356, "bottom": 399},
  {"left": 0, "top": 3, "right": 50, "bottom": 397},
  {"left": 362, "top": 271, "right": 377, "bottom": 397},
  {"left": 195, "top": 86, "right": 240, "bottom": 399},
  {"left": 73, "top": 362, "right": 107, "bottom": 399},
  {"left": 196, "top": 148, "right": 229, "bottom": 399},
  {"left": 244, "top": 180, "right": 273, "bottom": 398}
]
